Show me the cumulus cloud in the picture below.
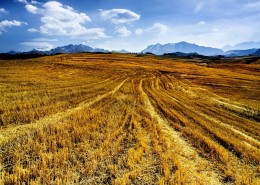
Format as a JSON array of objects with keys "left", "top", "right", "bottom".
[
  {"left": 0, "top": 8, "right": 8, "bottom": 14},
  {"left": 16, "top": 0, "right": 28, "bottom": 4},
  {"left": 20, "top": 41, "right": 54, "bottom": 51},
  {"left": 27, "top": 28, "right": 38, "bottom": 32},
  {"left": 136, "top": 23, "right": 168, "bottom": 35},
  {"left": 23, "top": 1, "right": 107, "bottom": 39},
  {"left": 198, "top": 21, "right": 206, "bottom": 25},
  {"left": 17, "top": 0, "right": 41, "bottom": 5},
  {"left": 194, "top": 2, "right": 204, "bottom": 14},
  {"left": 32, "top": 38, "right": 58, "bottom": 42},
  {"left": 212, "top": 28, "right": 219, "bottom": 32},
  {"left": 100, "top": 9, "right": 140, "bottom": 24},
  {"left": 0, "top": 20, "right": 27, "bottom": 34},
  {"left": 115, "top": 26, "right": 131, "bottom": 37},
  {"left": 25, "top": 4, "right": 42, "bottom": 14},
  {"left": 147, "top": 23, "right": 168, "bottom": 35},
  {"left": 245, "top": 1, "right": 260, "bottom": 9},
  {"left": 31, "top": 0, "right": 41, "bottom": 4},
  {"left": 135, "top": 28, "right": 143, "bottom": 35}
]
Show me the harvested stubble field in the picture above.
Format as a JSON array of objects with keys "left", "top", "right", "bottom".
[{"left": 0, "top": 53, "right": 259, "bottom": 185}]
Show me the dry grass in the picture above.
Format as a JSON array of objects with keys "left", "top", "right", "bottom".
[{"left": 0, "top": 53, "right": 259, "bottom": 184}]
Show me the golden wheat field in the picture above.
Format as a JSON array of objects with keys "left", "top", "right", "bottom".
[{"left": 0, "top": 53, "right": 259, "bottom": 185}]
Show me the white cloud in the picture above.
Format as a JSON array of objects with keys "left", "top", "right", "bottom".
[
  {"left": 20, "top": 37, "right": 58, "bottom": 51},
  {"left": 100, "top": 9, "right": 140, "bottom": 24},
  {"left": 25, "top": 4, "right": 42, "bottom": 14},
  {"left": 147, "top": 23, "right": 168, "bottom": 35},
  {"left": 245, "top": 1, "right": 260, "bottom": 9},
  {"left": 32, "top": 38, "right": 57, "bottom": 42},
  {"left": 16, "top": 0, "right": 28, "bottom": 4},
  {"left": 194, "top": 2, "right": 204, "bottom": 14},
  {"left": 82, "top": 40, "right": 94, "bottom": 44},
  {"left": 31, "top": 0, "right": 41, "bottom": 4},
  {"left": 136, "top": 23, "right": 168, "bottom": 35},
  {"left": 152, "top": 15, "right": 260, "bottom": 49},
  {"left": 135, "top": 28, "right": 143, "bottom": 35},
  {"left": 24, "top": 1, "right": 107, "bottom": 39},
  {"left": 0, "top": 20, "right": 27, "bottom": 34},
  {"left": 17, "top": 0, "right": 40, "bottom": 5},
  {"left": 212, "top": 28, "right": 219, "bottom": 32},
  {"left": 115, "top": 26, "right": 131, "bottom": 37},
  {"left": 198, "top": 21, "right": 206, "bottom": 25},
  {"left": 28, "top": 28, "right": 38, "bottom": 32},
  {"left": 20, "top": 41, "right": 54, "bottom": 51},
  {"left": 0, "top": 8, "right": 8, "bottom": 14}
]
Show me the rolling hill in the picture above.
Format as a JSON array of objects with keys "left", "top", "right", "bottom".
[{"left": 0, "top": 53, "right": 259, "bottom": 184}]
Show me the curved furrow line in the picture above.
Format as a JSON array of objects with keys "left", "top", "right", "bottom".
[
  {"left": 140, "top": 75, "right": 260, "bottom": 184},
  {"left": 191, "top": 102, "right": 260, "bottom": 139},
  {"left": 0, "top": 76, "right": 126, "bottom": 126},
  {"left": 0, "top": 78, "right": 128, "bottom": 147},
  {"left": 138, "top": 79, "right": 222, "bottom": 185},
  {"left": 154, "top": 75, "right": 260, "bottom": 149},
  {"left": 1, "top": 76, "right": 121, "bottom": 99},
  {"left": 153, "top": 76, "right": 260, "bottom": 162},
  {"left": 142, "top": 78, "right": 232, "bottom": 163}
]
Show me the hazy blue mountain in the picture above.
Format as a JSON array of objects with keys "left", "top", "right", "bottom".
[
  {"left": 49, "top": 44, "right": 110, "bottom": 54},
  {"left": 3, "top": 44, "right": 109, "bottom": 55},
  {"left": 112, "top": 49, "right": 129, "bottom": 53},
  {"left": 49, "top": 44, "right": 93, "bottom": 54},
  {"left": 225, "top": 49, "right": 258, "bottom": 57},
  {"left": 223, "top": 41, "right": 260, "bottom": 51},
  {"left": 253, "top": 49, "right": 260, "bottom": 56},
  {"left": 4, "top": 43, "right": 260, "bottom": 57},
  {"left": 142, "top": 42, "right": 224, "bottom": 56},
  {"left": 6, "top": 50, "right": 18, "bottom": 55},
  {"left": 10, "top": 44, "right": 109, "bottom": 55},
  {"left": 92, "top": 48, "right": 110, "bottom": 53}
]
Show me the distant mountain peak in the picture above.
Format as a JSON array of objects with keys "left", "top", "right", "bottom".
[
  {"left": 176, "top": 41, "right": 190, "bottom": 44},
  {"left": 253, "top": 49, "right": 260, "bottom": 56},
  {"left": 222, "top": 41, "right": 260, "bottom": 51},
  {"left": 112, "top": 49, "right": 129, "bottom": 53},
  {"left": 4, "top": 44, "right": 110, "bottom": 55},
  {"left": 142, "top": 41, "right": 224, "bottom": 56},
  {"left": 48, "top": 44, "right": 109, "bottom": 54},
  {"left": 4, "top": 42, "right": 260, "bottom": 57}
]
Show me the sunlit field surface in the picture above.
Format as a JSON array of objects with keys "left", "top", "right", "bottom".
[{"left": 0, "top": 53, "right": 259, "bottom": 184}]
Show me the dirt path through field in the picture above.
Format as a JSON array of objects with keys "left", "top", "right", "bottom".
[
  {"left": 0, "top": 78, "right": 128, "bottom": 147},
  {"left": 138, "top": 79, "right": 221, "bottom": 184}
]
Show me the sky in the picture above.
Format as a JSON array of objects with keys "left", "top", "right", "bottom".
[{"left": 0, "top": 0, "right": 259, "bottom": 52}]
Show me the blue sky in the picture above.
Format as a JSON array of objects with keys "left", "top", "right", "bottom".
[{"left": 0, "top": 0, "right": 259, "bottom": 52}]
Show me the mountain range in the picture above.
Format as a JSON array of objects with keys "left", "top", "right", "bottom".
[
  {"left": 224, "top": 49, "right": 259, "bottom": 57},
  {"left": 49, "top": 44, "right": 109, "bottom": 54},
  {"left": 3, "top": 42, "right": 260, "bottom": 57},
  {"left": 142, "top": 42, "right": 260, "bottom": 56},
  {"left": 142, "top": 42, "right": 225, "bottom": 56},
  {"left": 222, "top": 41, "right": 260, "bottom": 51}
]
